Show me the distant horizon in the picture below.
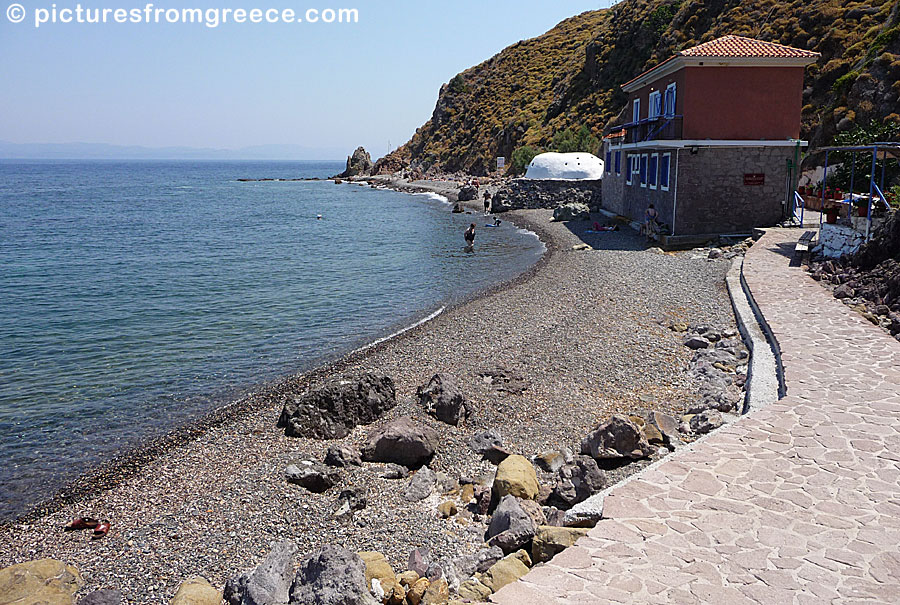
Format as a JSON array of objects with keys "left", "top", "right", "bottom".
[
  {"left": 1, "top": 1, "right": 613, "bottom": 159},
  {"left": 0, "top": 140, "right": 349, "bottom": 161}
]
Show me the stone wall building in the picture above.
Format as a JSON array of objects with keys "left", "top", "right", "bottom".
[{"left": 602, "top": 35, "right": 819, "bottom": 241}]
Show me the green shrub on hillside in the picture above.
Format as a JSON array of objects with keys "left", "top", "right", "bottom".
[
  {"left": 552, "top": 126, "right": 600, "bottom": 154},
  {"left": 511, "top": 146, "right": 542, "bottom": 174}
]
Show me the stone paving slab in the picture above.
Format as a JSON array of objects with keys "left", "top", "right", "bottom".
[{"left": 492, "top": 229, "right": 900, "bottom": 604}]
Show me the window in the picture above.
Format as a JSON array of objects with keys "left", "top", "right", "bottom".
[
  {"left": 648, "top": 91, "right": 662, "bottom": 119},
  {"left": 639, "top": 154, "right": 648, "bottom": 187},
  {"left": 664, "top": 83, "right": 677, "bottom": 117},
  {"left": 606, "top": 150, "right": 612, "bottom": 171},
  {"left": 632, "top": 98, "right": 640, "bottom": 123},
  {"left": 614, "top": 150, "right": 621, "bottom": 175},
  {"left": 660, "top": 153, "right": 671, "bottom": 191},
  {"left": 649, "top": 154, "right": 659, "bottom": 189},
  {"left": 625, "top": 154, "right": 633, "bottom": 184}
]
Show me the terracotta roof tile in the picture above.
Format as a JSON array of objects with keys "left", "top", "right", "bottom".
[{"left": 679, "top": 35, "right": 820, "bottom": 59}]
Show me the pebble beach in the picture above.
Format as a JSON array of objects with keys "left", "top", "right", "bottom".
[{"left": 0, "top": 181, "right": 740, "bottom": 603}]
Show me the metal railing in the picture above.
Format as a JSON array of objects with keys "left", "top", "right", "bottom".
[
  {"left": 622, "top": 116, "right": 684, "bottom": 144},
  {"left": 793, "top": 191, "right": 805, "bottom": 226}
]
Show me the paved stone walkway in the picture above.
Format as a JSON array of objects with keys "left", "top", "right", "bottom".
[{"left": 493, "top": 229, "right": 900, "bottom": 604}]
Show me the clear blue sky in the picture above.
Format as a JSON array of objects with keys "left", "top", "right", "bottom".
[{"left": 0, "top": 1, "right": 614, "bottom": 158}]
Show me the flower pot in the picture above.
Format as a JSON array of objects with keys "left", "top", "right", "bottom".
[
  {"left": 857, "top": 204, "right": 868, "bottom": 217},
  {"left": 825, "top": 207, "right": 839, "bottom": 224}
]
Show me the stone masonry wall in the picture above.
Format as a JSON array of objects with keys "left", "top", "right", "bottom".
[
  {"left": 674, "top": 147, "right": 795, "bottom": 235},
  {"left": 493, "top": 179, "right": 602, "bottom": 212}
]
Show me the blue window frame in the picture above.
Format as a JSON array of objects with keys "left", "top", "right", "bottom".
[
  {"left": 639, "top": 154, "right": 648, "bottom": 187},
  {"left": 625, "top": 154, "right": 633, "bottom": 184},
  {"left": 606, "top": 150, "right": 612, "bottom": 171},
  {"left": 660, "top": 153, "right": 671, "bottom": 191},
  {"left": 614, "top": 150, "right": 621, "bottom": 175},
  {"left": 649, "top": 154, "right": 658, "bottom": 189}
]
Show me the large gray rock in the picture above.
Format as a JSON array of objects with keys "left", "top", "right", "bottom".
[
  {"left": 416, "top": 374, "right": 471, "bottom": 426},
  {"left": 458, "top": 185, "right": 478, "bottom": 201},
  {"left": 285, "top": 461, "right": 340, "bottom": 493},
  {"left": 323, "top": 445, "right": 362, "bottom": 468},
  {"left": 403, "top": 466, "right": 436, "bottom": 502},
  {"left": 690, "top": 410, "right": 725, "bottom": 434},
  {"left": 552, "top": 202, "right": 591, "bottom": 222},
  {"left": 361, "top": 416, "right": 439, "bottom": 468},
  {"left": 225, "top": 541, "right": 299, "bottom": 605},
  {"left": 337, "top": 147, "right": 373, "bottom": 178},
  {"left": 468, "top": 430, "right": 503, "bottom": 454},
  {"left": 278, "top": 374, "right": 396, "bottom": 439},
  {"left": 289, "top": 546, "right": 378, "bottom": 605},
  {"left": 486, "top": 495, "right": 536, "bottom": 553},
  {"left": 550, "top": 455, "right": 607, "bottom": 508},
  {"left": 581, "top": 415, "right": 652, "bottom": 459}
]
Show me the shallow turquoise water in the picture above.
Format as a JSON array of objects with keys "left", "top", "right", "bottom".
[{"left": 0, "top": 160, "right": 543, "bottom": 518}]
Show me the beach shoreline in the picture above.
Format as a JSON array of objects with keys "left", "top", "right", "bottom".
[
  {"left": 4, "top": 177, "right": 549, "bottom": 527},
  {"left": 0, "top": 177, "right": 740, "bottom": 604}
]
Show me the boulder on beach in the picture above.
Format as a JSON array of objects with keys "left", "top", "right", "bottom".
[
  {"left": 550, "top": 455, "right": 607, "bottom": 508},
  {"left": 531, "top": 526, "right": 590, "bottom": 563},
  {"left": 224, "top": 541, "right": 298, "bottom": 605},
  {"left": 172, "top": 577, "right": 222, "bottom": 605},
  {"left": 552, "top": 202, "right": 591, "bottom": 222},
  {"left": 361, "top": 416, "right": 439, "bottom": 468},
  {"left": 290, "top": 546, "right": 379, "bottom": 605},
  {"left": 457, "top": 185, "right": 478, "bottom": 201},
  {"left": 277, "top": 373, "right": 396, "bottom": 439},
  {"left": 403, "top": 466, "right": 436, "bottom": 502},
  {"left": 323, "top": 445, "right": 362, "bottom": 468},
  {"left": 486, "top": 495, "right": 536, "bottom": 553},
  {"left": 0, "top": 559, "right": 83, "bottom": 605},
  {"left": 77, "top": 590, "right": 123, "bottom": 605},
  {"left": 581, "top": 415, "right": 651, "bottom": 460},
  {"left": 416, "top": 373, "right": 471, "bottom": 426},
  {"left": 492, "top": 454, "right": 540, "bottom": 500},
  {"left": 285, "top": 461, "right": 340, "bottom": 493}
]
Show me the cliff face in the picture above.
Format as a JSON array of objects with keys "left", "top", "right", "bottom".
[{"left": 385, "top": 0, "right": 900, "bottom": 176}]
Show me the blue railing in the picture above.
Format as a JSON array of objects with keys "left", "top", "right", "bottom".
[{"left": 793, "top": 191, "right": 805, "bottom": 225}]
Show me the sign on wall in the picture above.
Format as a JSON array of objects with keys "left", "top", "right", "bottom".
[
  {"left": 744, "top": 173, "right": 765, "bottom": 186},
  {"left": 497, "top": 157, "right": 506, "bottom": 170}
]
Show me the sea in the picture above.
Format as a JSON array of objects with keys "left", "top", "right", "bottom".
[{"left": 0, "top": 160, "right": 544, "bottom": 520}]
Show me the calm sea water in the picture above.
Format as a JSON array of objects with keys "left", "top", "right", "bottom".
[{"left": 0, "top": 160, "right": 543, "bottom": 519}]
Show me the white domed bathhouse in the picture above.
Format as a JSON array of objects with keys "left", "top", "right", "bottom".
[{"left": 525, "top": 152, "right": 605, "bottom": 180}]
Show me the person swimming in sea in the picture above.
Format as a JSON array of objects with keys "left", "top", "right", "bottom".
[{"left": 464, "top": 223, "right": 476, "bottom": 248}]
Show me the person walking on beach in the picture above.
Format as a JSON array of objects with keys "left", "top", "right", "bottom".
[
  {"left": 483, "top": 190, "right": 492, "bottom": 214},
  {"left": 464, "top": 223, "right": 476, "bottom": 248},
  {"left": 643, "top": 204, "right": 659, "bottom": 241}
]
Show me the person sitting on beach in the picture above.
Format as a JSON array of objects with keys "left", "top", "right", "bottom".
[
  {"left": 494, "top": 216, "right": 502, "bottom": 226},
  {"left": 483, "top": 190, "right": 492, "bottom": 214},
  {"left": 464, "top": 223, "right": 476, "bottom": 247}
]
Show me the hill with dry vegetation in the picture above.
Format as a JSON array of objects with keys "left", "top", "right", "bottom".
[{"left": 375, "top": 0, "right": 900, "bottom": 176}]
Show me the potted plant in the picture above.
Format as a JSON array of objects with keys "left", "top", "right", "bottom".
[
  {"left": 824, "top": 204, "right": 840, "bottom": 224},
  {"left": 853, "top": 197, "right": 869, "bottom": 217}
]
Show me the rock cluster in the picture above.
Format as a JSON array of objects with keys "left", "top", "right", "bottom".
[
  {"left": 457, "top": 185, "right": 478, "bottom": 202},
  {"left": 552, "top": 203, "right": 591, "bottom": 222},
  {"left": 278, "top": 374, "right": 396, "bottom": 439},
  {"left": 491, "top": 178, "right": 602, "bottom": 213}
]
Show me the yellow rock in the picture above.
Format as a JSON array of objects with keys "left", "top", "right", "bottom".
[
  {"left": 641, "top": 422, "right": 664, "bottom": 445},
  {"left": 531, "top": 526, "right": 590, "bottom": 563},
  {"left": 406, "top": 578, "right": 430, "bottom": 605},
  {"left": 437, "top": 501, "right": 458, "bottom": 518},
  {"left": 628, "top": 415, "right": 645, "bottom": 427},
  {"left": 422, "top": 578, "right": 449, "bottom": 604},
  {"left": 481, "top": 551, "right": 530, "bottom": 593},
  {"left": 397, "top": 570, "right": 419, "bottom": 588},
  {"left": 0, "top": 559, "right": 83, "bottom": 605},
  {"left": 492, "top": 454, "right": 539, "bottom": 500},
  {"left": 460, "top": 483, "right": 475, "bottom": 503},
  {"left": 170, "top": 577, "right": 222, "bottom": 605},
  {"left": 358, "top": 552, "right": 402, "bottom": 604},
  {"left": 457, "top": 578, "right": 493, "bottom": 601}
]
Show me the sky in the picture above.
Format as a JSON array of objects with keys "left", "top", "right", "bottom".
[{"left": 0, "top": 0, "right": 615, "bottom": 159}]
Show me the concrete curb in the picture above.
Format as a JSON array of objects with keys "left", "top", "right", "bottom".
[{"left": 563, "top": 256, "right": 784, "bottom": 526}]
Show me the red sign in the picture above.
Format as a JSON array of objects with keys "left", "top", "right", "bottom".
[{"left": 744, "top": 173, "right": 765, "bottom": 186}]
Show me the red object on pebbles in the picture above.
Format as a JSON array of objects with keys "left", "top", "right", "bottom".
[
  {"left": 63, "top": 517, "right": 99, "bottom": 531},
  {"left": 91, "top": 521, "right": 110, "bottom": 540}
]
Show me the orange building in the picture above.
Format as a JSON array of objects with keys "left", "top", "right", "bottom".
[{"left": 603, "top": 35, "right": 819, "bottom": 240}]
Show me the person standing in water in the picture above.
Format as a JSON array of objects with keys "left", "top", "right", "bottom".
[
  {"left": 464, "top": 223, "right": 476, "bottom": 247},
  {"left": 483, "top": 190, "right": 492, "bottom": 214}
]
